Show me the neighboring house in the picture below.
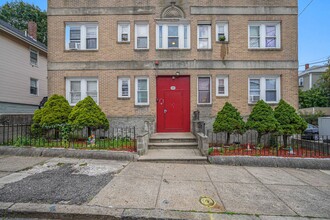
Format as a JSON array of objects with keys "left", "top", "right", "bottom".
[
  {"left": 0, "top": 20, "right": 47, "bottom": 114},
  {"left": 48, "top": 0, "right": 298, "bottom": 134},
  {"left": 298, "top": 64, "right": 328, "bottom": 91}
]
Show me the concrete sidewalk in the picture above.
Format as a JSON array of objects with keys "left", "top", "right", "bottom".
[
  {"left": 90, "top": 162, "right": 330, "bottom": 218},
  {"left": 0, "top": 156, "right": 330, "bottom": 219}
]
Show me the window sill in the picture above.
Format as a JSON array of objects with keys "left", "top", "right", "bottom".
[
  {"left": 156, "top": 48, "right": 191, "bottom": 51},
  {"left": 248, "top": 102, "right": 279, "bottom": 106},
  {"left": 216, "top": 95, "right": 229, "bottom": 98},
  {"left": 117, "top": 41, "right": 130, "bottom": 44},
  {"left": 30, "top": 64, "right": 39, "bottom": 68},
  {"left": 197, "top": 49, "right": 213, "bottom": 51},
  {"left": 248, "top": 48, "right": 282, "bottom": 51},
  {"left": 65, "top": 49, "right": 99, "bottom": 52},
  {"left": 135, "top": 104, "right": 150, "bottom": 107},
  {"left": 216, "top": 41, "right": 229, "bottom": 44},
  {"left": 118, "top": 97, "right": 131, "bottom": 100},
  {"left": 197, "top": 104, "right": 212, "bottom": 107},
  {"left": 134, "top": 49, "right": 149, "bottom": 51}
]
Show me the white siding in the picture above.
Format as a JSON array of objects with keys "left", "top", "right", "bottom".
[{"left": 0, "top": 33, "right": 47, "bottom": 106}]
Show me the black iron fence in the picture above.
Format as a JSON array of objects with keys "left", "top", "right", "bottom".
[
  {"left": 0, "top": 124, "right": 136, "bottom": 152},
  {"left": 208, "top": 130, "right": 330, "bottom": 158}
]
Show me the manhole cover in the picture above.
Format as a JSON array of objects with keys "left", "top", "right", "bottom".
[{"left": 199, "top": 196, "right": 216, "bottom": 208}]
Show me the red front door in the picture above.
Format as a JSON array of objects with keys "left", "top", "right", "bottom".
[{"left": 157, "top": 76, "right": 190, "bottom": 132}]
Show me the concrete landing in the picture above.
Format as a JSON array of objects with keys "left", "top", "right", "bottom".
[{"left": 138, "top": 149, "right": 207, "bottom": 163}]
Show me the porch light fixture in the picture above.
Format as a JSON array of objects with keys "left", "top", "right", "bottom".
[{"left": 175, "top": 71, "right": 180, "bottom": 76}]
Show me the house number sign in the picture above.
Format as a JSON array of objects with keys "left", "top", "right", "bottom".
[{"left": 170, "top": 86, "right": 176, "bottom": 90}]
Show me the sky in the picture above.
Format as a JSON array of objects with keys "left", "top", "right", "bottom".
[{"left": 0, "top": 0, "right": 329, "bottom": 71}]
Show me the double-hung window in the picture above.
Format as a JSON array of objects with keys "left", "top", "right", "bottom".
[
  {"left": 135, "top": 23, "right": 149, "bottom": 49},
  {"left": 135, "top": 77, "right": 149, "bottom": 105},
  {"left": 156, "top": 23, "right": 190, "bottom": 49},
  {"left": 216, "top": 76, "right": 228, "bottom": 96},
  {"left": 249, "top": 79, "right": 261, "bottom": 103},
  {"left": 197, "top": 24, "right": 211, "bottom": 49},
  {"left": 198, "top": 77, "right": 211, "bottom": 104},
  {"left": 30, "top": 49, "right": 38, "bottom": 66},
  {"left": 66, "top": 78, "right": 98, "bottom": 105},
  {"left": 118, "top": 77, "right": 130, "bottom": 98},
  {"left": 86, "top": 26, "right": 97, "bottom": 49},
  {"left": 216, "top": 22, "right": 228, "bottom": 42},
  {"left": 118, "top": 22, "right": 130, "bottom": 42},
  {"left": 248, "top": 76, "right": 280, "bottom": 103},
  {"left": 65, "top": 23, "right": 98, "bottom": 50},
  {"left": 248, "top": 22, "right": 281, "bottom": 49},
  {"left": 30, "top": 78, "right": 38, "bottom": 95}
]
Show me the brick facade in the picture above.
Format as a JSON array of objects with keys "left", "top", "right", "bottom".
[{"left": 48, "top": 0, "right": 298, "bottom": 133}]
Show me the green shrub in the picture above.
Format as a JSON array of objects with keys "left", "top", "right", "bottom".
[
  {"left": 68, "top": 96, "right": 109, "bottom": 134},
  {"left": 274, "top": 99, "right": 307, "bottom": 147},
  {"left": 31, "top": 108, "right": 43, "bottom": 134},
  {"left": 246, "top": 100, "right": 279, "bottom": 144},
  {"left": 32, "top": 95, "right": 71, "bottom": 134},
  {"left": 213, "top": 102, "right": 246, "bottom": 144}
]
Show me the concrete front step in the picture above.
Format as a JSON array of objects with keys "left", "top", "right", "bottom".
[
  {"left": 148, "top": 142, "right": 198, "bottom": 149},
  {"left": 149, "top": 133, "right": 197, "bottom": 143},
  {"left": 138, "top": 149, "right": 207, "bottom": 164}
]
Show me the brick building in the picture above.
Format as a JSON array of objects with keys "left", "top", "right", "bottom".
[{"left": 47, "top": 0, "right": 298, "bottom": 134}]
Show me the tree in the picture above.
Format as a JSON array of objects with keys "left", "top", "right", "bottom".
[
  {"left": 300, "top": 110, "right": 325, "bottom": 126},
  {"left": 0, "top": 0, "right": 47, "bottom": 45},
  {"left": 274, "top": 99, "right": 307, "bottom": 147},
  {"left": 32, "top": 95, "right": 72, "bottom": 135},
  {"left": 299, "top": 66, "right": 330, "bottom": 108},
  {"left": 213, "top": 102, "right": 246, "bottom": 145},
  {"left": 246, "top": 100, "right": 279, "bottom": 145},
  {"left": 68, "top": 96, "right": 109, "bottom": 135},
  {"left": 318, "top": 65, "right": 330, "bottom": 104},
  {"left": 299, "top": 88, "right": 329, "bottom": 108}
]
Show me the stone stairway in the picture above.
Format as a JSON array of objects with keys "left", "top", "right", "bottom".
[{"left": 138, "top": 133, "right": 208, "bottom": 163}]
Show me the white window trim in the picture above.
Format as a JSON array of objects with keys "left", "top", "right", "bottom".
[
  {"left": 30, "top": 48, "right": 39, "bottom": 67},
  {"left": 65, "top": 22, "right": 99, "bottom": 50},
  {"left": 135, "top": 77, "right": 149, "bottom": 105},
  {"left": 216, "top": 22, "right": 229, "bottom": 42},
  {"left": 135, "top": 23, "right": 149, "bottom": 50},
  {"left": 156, "top": 23, "right": 191, "bottom": 49},
  {"left": 66, "top": 78, "right": 99, "bottom": 105},
  {"left": 118, "top": 22, "right": 130, "bottom": 42},
  {"left": 248, "top": 76, "right": 281, "bottom": 104},
  {"left": 216, "top": 75, "right": 229, "bottom": 97},
  {"left": 248, "top": 22, "right": 281, "bottom": 49},
  {"left": 197, "top": 24, "right": 212, "bottom": 49},
  {"left": 118, "top": 77, "right": 131, "bottom": 98},
  {"left": 197, "top": 76, "right": 212, "bottom": 105},
  {"left": 30, "top": 78, "right": 39, "bottom": 96}
]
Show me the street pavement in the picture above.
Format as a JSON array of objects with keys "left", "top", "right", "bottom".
[{"left": 0, "top": 155, "right": 329, "bottom": 219}]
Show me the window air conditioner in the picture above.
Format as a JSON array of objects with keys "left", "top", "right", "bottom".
[
  {"left": 250, "top": 95, "right": 260, "bottom": 102},
  {"left": 69, "top": 42, "right": 81, "bottom": 50}
]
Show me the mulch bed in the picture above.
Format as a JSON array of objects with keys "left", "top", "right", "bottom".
[{"left": 209, "top": 144, "right": 330, "bottom": 158}]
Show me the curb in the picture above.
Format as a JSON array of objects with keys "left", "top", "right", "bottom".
[
  {"left": 208, "top": 156, "right": 330, "bottom": 170},
  {"left": 0, "top": 146, "right": 138, "bottom": 161},
  {"left": 0, "top": 202, "right": 308, "bottom": 220}
]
